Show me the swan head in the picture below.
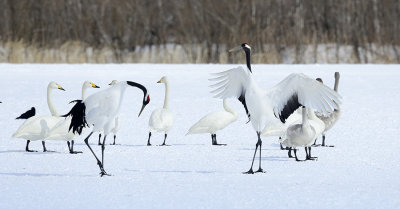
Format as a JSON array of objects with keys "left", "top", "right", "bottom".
[
  {"left": 157, "top": 76, "right": 168, "bottom": 84},
  {"left": 108, "top": 80, "right": 118, "bottom": 86},
  {"left": 49, "top": 81, "right": 65, "bottom": 91},
  {"left": 83, "top": 81, "right": 100, "bottom": 89}
]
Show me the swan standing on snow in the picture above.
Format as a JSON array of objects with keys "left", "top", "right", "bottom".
[
  {"left": 98, "top": 80, "right": 121, "bottom": 145},
  {"left": 12, "top": 82, "right": 65, "bottom": 152},
  {"left": 45, "top": 81, "right": 100, "bottom": 154},
  {"left": 315, "top": 72, "right": 341, "bottom": 147},
  {"left": 210, "top": 43, "right": 341, "bottom": 174},
  {"left": 63, "top": 81, "right": 150, "bottom": 176},
  {"left": 281, "top": 107, "right": 325, "bottom": 161},
  {"left": 186, "top": 99, "right": 237, "bottom": 146},
  {"left": 148, "top": 76, "right": 174, "bottom": 146}
]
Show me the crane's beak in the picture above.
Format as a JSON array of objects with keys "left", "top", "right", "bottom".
[
  {"left": 138, "top": 104, "right": 147, "bottom": 117},
  {"left": 229, "top": 45, "right": 242, "bottom": 53}
]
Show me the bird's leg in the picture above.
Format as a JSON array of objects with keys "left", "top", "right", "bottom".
[
  {"left": 321, "top": 135, "right": 334, "bottom": 147},
  {"left": 25, "top": 140, "right": 37, "bottom": 152},
  {"left": 42, "top": 141, "right": 54, "bottom": 152},
  {"left": 306, "top": 147, "right": 318, "bottom": 160},
  {"left": 68, "top": 140, "right": 82, "bottom": 154},
  {"left": 147, "top": 132, "right": 152, "bottom": 146},
  {"left": 287, "top": 147, "right": 294, "bottom": 158},
  {"left": 294, "top": 148, "right": 304, "bottom": 162},
  {"left": 243, "top": 132, "right": 261, "bottom": 174},
  {"left": 211, "top": 134, "right": 214, "bottom": 145},
  {"left": 212, "top": 134, "right": 227, "bottom": 146},
  {"left": 313, "top": 138, "right": 318, "bottom": 146},
  {"left": 111, "top": 135, "right": 116, "bottom": 145},
  {"left": 279, "top": 137, "right": 286, "bottom": 150},
  {"left": 83, "top": 132, "right": 108, "bottom": 176},
  {"left": 101, "top": 135, "right": 107, "bottom": 167},
  {"left": 160, "top": 133, "right": 168, "bottom": 146},
  {"left": 255, "top": 132, "right": 265, "bottom": 173},
  {"left": 98, "top": 133, "right": 102, "bottom": 145}
]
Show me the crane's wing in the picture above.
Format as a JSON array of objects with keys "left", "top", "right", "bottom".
[
  {"left": 266, "top": 73, "right": 342, "bottom": 123},
  {"left": 209, "top": 66, "right": 252, "bottom": 119}
]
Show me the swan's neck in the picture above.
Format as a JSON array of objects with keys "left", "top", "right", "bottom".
[
  {"left": 82, "top": 86, "right": 88, "bottom": 100},
  {"left": 47, "top": 85, "right": 59, "bottom": 116},
  {"left": 163, "top": 80, "right": 170, "bottom": 109},
  {"left": 334, "top": 76, "right": 340, "bottom": 92},
  {"left": 301, "top": 107, "right": 310, "bottom": 129},
  {"left": 223, "top": 99, "right": 237, "bottom": 117}
]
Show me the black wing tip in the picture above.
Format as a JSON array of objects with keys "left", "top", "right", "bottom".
[
  {"left": 62, "top": 100, "right": 88, "bottom": 135},
  {"left": 278, "top": 93, "right": 301, "bottom": 123}
]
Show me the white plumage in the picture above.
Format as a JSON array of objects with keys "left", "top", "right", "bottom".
[
  {"left": 45, "top": 81, "right": 100, "bottom": 153},
  {"left": 186, "top": 99, "right": 237, "bottom": 145},
  {"left": 281, "top": 107, "right": 325, "bottom": 161},
  {"left": 64, "top": 81, "right": 150, "bottom": 176},
  {"left": 148, "top": 76, "right": 174, "bottom": 146},
  {"left": 210, "top": 43, "right": 342, "bottom": 173},
  {"left": 12, "top": 81, "right": 65, "bottom": 152},
  {"left": 315, "top": 72, "right": 341, "bottom": 147}
]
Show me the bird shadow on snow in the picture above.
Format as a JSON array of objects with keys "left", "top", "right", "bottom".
[
  {"left": 0, "top": 172, "right": 92, "bottom": 177},
  {"left": 124, "top": 169, "right": 218, "bottom": 174},
  {"left": 237, "top": 155, "right": 290, "bottom": 162},
  {"left": 0, "top": 150, "right": 63, "bottom": 155}
]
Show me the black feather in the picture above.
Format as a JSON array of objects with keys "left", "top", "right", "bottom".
[
  {"left": 16, "top": 107, "right": 36, "bottom": 119},
  {"left": 278, "top": 94, "right": 302, "bottom": 123},
  {"left": 61, "top": 100, "right": 88, "bottom": 135},
  {"left": 238, "top": 93, "right": 251, "bottom": 120}
]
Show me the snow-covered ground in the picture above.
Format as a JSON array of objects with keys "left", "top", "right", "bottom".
[{"left": 0, "top": 64, "right": 398, "bottom": 209}]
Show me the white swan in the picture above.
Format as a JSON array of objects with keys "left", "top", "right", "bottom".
[
  {"left": 186, "top": 99, "right": 237, "bottom": 146},
  {"left": 63, "top": 81, "right": 150, "bottom": 176},
  {"left": 98, "top": 80, "right": 121, "bottom": 145},
  {"left": 210, "top": 43, "right": 342, "bottom": 173},
  {"left": 281, "top": 107, "right": 325, "bottom": 161},
  {"left": 148, "top": 76, "right": 174, "bottom": 146},
  {"left": 45, "top": 81, "right": 100, "bottom": 153},
  {"left": 12, "top": 81, "right": 65, "bottom": 152},
  {"left": 315, "top": 72, "right": 341, "bottom": 147}
]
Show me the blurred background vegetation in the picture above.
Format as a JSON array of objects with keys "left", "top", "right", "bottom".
[{"left": 0, "top": 0, "right": 399, "bottom": 63}]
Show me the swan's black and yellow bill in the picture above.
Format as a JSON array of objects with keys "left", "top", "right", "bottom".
[
  {"left": 57, "top": 84, "right": 65, "bottom": 91},
  {"left": 91, "top": 83, "right": 100, "bottom": 88}
]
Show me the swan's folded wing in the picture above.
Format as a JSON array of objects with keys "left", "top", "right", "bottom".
[{"left": 266, "top": 73, "right": 342, "bottom": 123}]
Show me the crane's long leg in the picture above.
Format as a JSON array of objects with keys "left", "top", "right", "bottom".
[
  {"left": 101, "top": 135, "right": 107, "bottom": 167},
  {"left": 25, "top": 140, "right": 37, "bottom": 152},
  {"left": 83, "top": 132, "right": 108, "bottom": 176},
  {"left": 42, "top": 141, "right": 54, "bottom": 152},
  {"left": 243, "top": 132, "right": 262, "bottom": 174},
  {"left": 256, "top": 132, "right": 265, "bottom": 173},
  {"left": 68, "top": 140, "right": 82, "bottom": 154},
  {"left": 160, "top": 133, "right": 168, "bottom": 146},
  {"left": 212, "top": 134, "right": 227, "bottom": 146},
  {"left": 98, "top": 133, "right": 102, "bottom": 145}
]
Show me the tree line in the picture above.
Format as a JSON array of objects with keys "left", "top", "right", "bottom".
[{"left": 0, "top": 0, "right": 399, "bottom": 63}]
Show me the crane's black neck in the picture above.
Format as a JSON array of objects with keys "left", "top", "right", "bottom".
[
  {"left": 127, "top": 81, "right": 147, "bottom": 97},
  {"left": 244, "top": 48, "right": 252, "bottom": 73}
]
